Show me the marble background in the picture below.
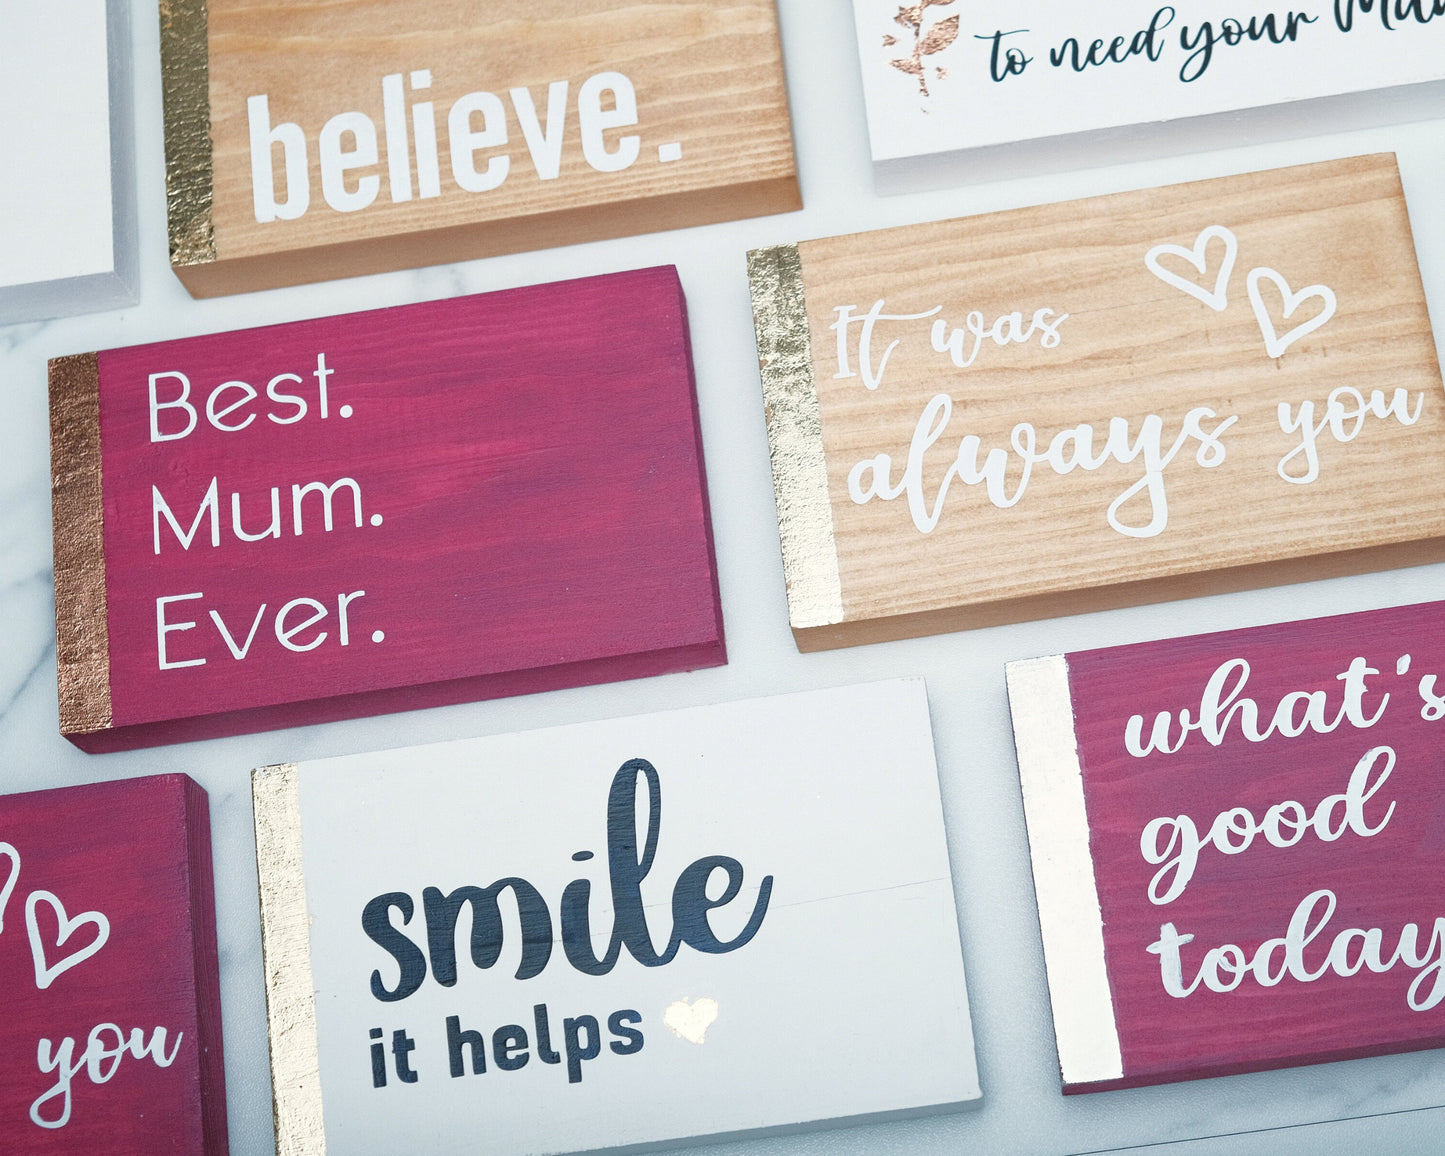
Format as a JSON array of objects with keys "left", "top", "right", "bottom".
[{"left": 3, "top": 1, "right": 1445, "bottom": 1152}]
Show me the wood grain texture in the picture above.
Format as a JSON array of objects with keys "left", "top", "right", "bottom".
[
  {"left": 1010, "top": 601, "right": 1445, "bottom": 1092},
  {"left": 0, "top": 774, "right": 227, "bottom": 1151},
  {"left": 165, "top": 0, "right": 799, "bottom": 295},
  {"left": 751, "top": 154, "right": 1445, "bottom": 650},
  {"left": 50, "top": 265, "right": 725, "bottom": 751}
]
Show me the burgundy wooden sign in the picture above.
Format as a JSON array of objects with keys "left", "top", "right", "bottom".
[
  {"left": 0, "top": 774, "right": 227, "bottom": 1151},
  {"left": 48, "top": 266, "right": 724, "bottom": 750},
  {"left": 1007, "top": 600, "right": 1445, "bottom": 1091}
]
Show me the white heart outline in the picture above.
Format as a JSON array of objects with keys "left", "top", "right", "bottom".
[
  {"left": 1247, "top": 267, "right": 1338, "bottom": 359},
  {"left": 26, "top": 890, "right": 110, "bottom": 990},
  {"left": 1145, "top": 224, "right": 1238, "bottom": 312},
  {"left": 0, "top": 843, "right": 18, "bottom": 933}
]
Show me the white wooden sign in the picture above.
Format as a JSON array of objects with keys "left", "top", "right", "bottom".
[
  {"left": 0, "top": 0, "right": 136, "bottom": 323},
  {"left": 851, "top": 0, "right": 1445, "bottom": 189},
  {"left": 253, "top": 680, "right": 979, "bottom": 1154}
]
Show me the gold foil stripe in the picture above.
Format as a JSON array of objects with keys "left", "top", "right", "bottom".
[
  {"left": 746, "top": 244, "right": 843, "bottom": 629},
  {"left": 160, "top": 0, "right": 215, "bottom": 266},
  {"left": 253, "top": 764, "right": 327, "bottom": 1156},
  {"left": 1005, "top": 657, "right": 1124, "bottom": 1086},
  {"left": 48, "top": 353, "right": 112, "bottom": 735}
]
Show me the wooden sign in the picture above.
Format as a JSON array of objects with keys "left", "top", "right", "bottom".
[
  {"left": 0, "top": 0, "right": 136, "bottom": 323},
  {"left": 159, "top": 0, "right": 800, "bottom": 297},
  {"left": 48, "top": 266, "right": 724, "bottom": 751},
  {"left": 1007, "top": 600, "right": 1445, "bottom": 1091},
  {"left": 747, "top": 154, "right": 1445, "bottom": 652},
  {"left": 252, "top": 680, "right": 978, "bottom": 1154},
  {"left": 0, "top": 775, "right": 227, "bottom": 1151},
  {"left": 850, "top": 1, "right": 1445, "bottom": 189}
]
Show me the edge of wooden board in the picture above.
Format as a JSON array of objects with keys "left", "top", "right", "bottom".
[
  {"left": 791, "top": 535, "right": 1445, "bottom": 652},
  {"left": 182, "top": 775, "right": 231, "bottom": 1154},
  {"left": 174, "top": 171, "right": 800, "bottom": 297}
]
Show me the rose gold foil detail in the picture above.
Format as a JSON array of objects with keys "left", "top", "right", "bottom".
[
  {"left": 48, "top": 353, "right": 112, "bottom": 735},
  {"left": 253, "top": 764, "right": 327, "bottom": 1155},
  {"left": 747, "top": 244, "right": 844, "bottom": 629},
  {"left": 160, "top": 0, "right": 216, "bottom": 266}
]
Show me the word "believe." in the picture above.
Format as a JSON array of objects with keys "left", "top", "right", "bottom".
[{"left": 250, "top": 70, "right": 651, "bottom": 223}]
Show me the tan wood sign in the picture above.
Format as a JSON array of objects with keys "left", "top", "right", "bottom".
[
  {"left": 161, "top": 0, "right": 800, "bottom": 296},
  {"left": 749, "top": 154, "right": 1445, "bottom": 651}
]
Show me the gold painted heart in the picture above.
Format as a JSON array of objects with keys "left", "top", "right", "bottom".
[
  {"left": 26, "top": 889, "right": 110, "bottom": 990},
  {"left": 663, "top": 997, "right": 719, "bottom": 1044}
]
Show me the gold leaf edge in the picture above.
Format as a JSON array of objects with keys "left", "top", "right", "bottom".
[
  {"left": 48, "top": 352, "right": 113, "bottom": 735},
  {"left": 160, "top": 0, "right": 216, "bottom": 266},
  {"left": 253, "top": 764, "right": 327, "bottom": 1156},
  {"left": 746, "top": 243, "right": 844, "bottom": 628}
]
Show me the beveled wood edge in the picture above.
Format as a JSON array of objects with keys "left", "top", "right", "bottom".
[
  {"left": 791, "top": 534, "right": 1445, "bottom": 651},
  {"left": 252, "top": 764, "right": 327, "bottom": 1156},
  {"left": 159, "top": 0, "right": 215, "bottom": 266},
  {"left": 1005, "top": 656, "right": 1124, "bottom": 1088},
  {"left": 48, "top": 352, "right": 112, "bottom": 736},
  {"left": 182, "top": 775, "right": 230, "bottom": 1150},
  {"left": 747, "top": 242, "right": 844, "bottom": 630},
  {"left": 176, "top": 174, "right": 800, "bottom": 294}
]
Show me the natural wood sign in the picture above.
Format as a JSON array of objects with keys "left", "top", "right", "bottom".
[
  {"left": 0, "top": 0, "right": 136, "bottom": 323},
  {"left": 159, "top": 0, "right": 800, "bottom": 296},
  {"left": 252, "top": 680, "right": 979, "bottom": 1154},
  {"left": 849, "top": 0, "right": 1445, "bottom": 189},
  {"left": 48, "top": 266, "right": 724, "bottom": 751},
  {"left": 0, "top": 775, "right": 227, "bottom": 1151},
  {"left": 1007, "top": 600, "right": 1445, "bottom": 1091},
  {"left": 748, "top": 154, "right": 1445, "bottom": 652}
]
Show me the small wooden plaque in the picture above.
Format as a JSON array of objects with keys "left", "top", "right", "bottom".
[
  {"left": 0, "top": 0, "right": 136, "bottom": 322},
  {"left": 850, "top": 0, "right": 1445, "bottom": 190},
  {"left": 159, "top": 0, "right": 800, "bottom": 296},
  {"left": 1007, "top": 600, "right": 1445, "bottom": 1091},
  {"left": 252, "top": 680, "right": 978, "bottom": 1154},
  {"left": 0, "top": 774, "right": 227, "bottom": 1151},
  {"left": 748, "top": 154, "right": 1445, "bottom": 651},
  {"left": 48, "top": 266, "right": 724, "bottom": 751}
]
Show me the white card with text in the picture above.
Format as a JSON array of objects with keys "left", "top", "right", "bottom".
[
  {"left": 852, "top": 1, "right": 1445, "bottom": 186},
  {"left": 254, "top": 679, "right": 979, "bottom": 1154}
]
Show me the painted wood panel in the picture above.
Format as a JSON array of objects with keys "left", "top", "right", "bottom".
[
  {"left": 0, "top": 0, "right": 136, "bottom": 322},
  {"left": 252, "top": 679, "right": 979, "bottom": 1154},
  {"left": 160, "top": 0, "right": 800, "bottom": 296},
  {"left": 48, "top": 266, "right": 724, "bottom": 751},
  {"left": 1007, "top": 600, "right": 1445, "bottom": 1091},
  {"left": 849, "top": 0, "right": 1445, "bottom": 190},
  {"left": 0, "top": 775, "right": 227, "bottom": 1151},
  {"left": 748, "top": 154, "right": 1445, "bottom": 651}
]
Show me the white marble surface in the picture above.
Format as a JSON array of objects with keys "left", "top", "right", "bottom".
[{"left": 3, "top": 2, "right": 1445, "bottom": 1153}]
